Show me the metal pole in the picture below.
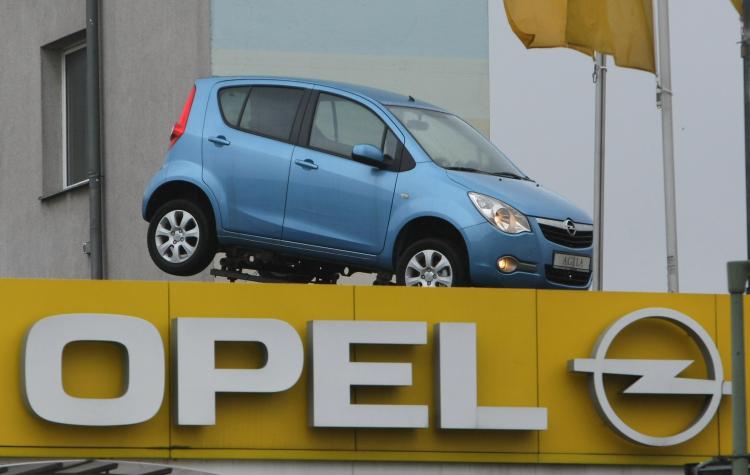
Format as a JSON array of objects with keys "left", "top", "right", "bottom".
[
  {"left": 743, "top": 0, "right": 750, "bottom": 264},
  {"left": 728, "top": 261, "right": 750, "bottom": 475},
  {"left": 655, "top": 0, "right": 679, "bottom": 292},
  {"left": 591, "top": 53, "right": 607, "bottom": 291},
  {"left": 86, "top": 0, "right": 103, "bottom": 279}
]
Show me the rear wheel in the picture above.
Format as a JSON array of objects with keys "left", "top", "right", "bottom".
[
  {"left": 396, "top": 238, "right": 468, "bottom": 287},
  {"left": 147, "top": 199, "right": 216, "bottom": 276}
]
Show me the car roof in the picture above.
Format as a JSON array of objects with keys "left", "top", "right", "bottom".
[{"left": 200, "top": 76, "right": 445, "bottom": 111}]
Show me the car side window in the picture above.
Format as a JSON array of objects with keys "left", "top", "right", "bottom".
[
  {"left": 238, "top": 86, "right": 304, "bottom": 141},
  {"left": 218, "top": 86, "right": 250, "bottom": 127},
  {"left": 383, "top": 129, "right": 399, "bottom": 161},
  {"left": 310, "top": 93, "right": 386, "bottom": 158}
]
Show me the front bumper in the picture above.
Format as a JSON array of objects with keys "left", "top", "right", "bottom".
[{"left": 463, "top": 218, "right": 592, "bottom": 289}]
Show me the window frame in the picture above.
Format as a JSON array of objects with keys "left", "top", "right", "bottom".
[
  {"left": 61, "top": 42, "right": 88, "bottom": 190},
  {"left": 216, "top": 84, "right": 310, "bottom": 145},
  {"left": 302, "top": 91, "right": 402, "bottom": 170}
]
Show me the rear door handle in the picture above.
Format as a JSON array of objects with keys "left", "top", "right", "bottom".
[
  {"left": 294, "top": 159, "right": 318, "bottom": 170},
  {"left": 208, "top": 135, "right": 231, "bottom": 146}
]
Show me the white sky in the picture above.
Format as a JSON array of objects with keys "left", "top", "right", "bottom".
[{"left": 488, "top": 0, "right": 745, "bottom": 294}]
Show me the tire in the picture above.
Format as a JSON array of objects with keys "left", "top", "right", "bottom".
[
  {"left": 396, "top": 238, "right": 468, "bottom": 287},
  {"left": 147, "top": 199, "right": 216, "bottom": 276}
]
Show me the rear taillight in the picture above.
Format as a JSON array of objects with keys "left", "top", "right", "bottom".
[{"left": 169, "top": 85, "right": 196, "bottom": 149}]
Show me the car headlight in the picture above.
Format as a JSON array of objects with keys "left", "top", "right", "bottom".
[{"left": 468, "top": 192, "right": 531, "bottom": 234}]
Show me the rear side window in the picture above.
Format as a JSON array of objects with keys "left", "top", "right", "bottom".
[
  {"left": 238, "top": 86, "right": 304, "bottom": 141},
  {"left": 218, "top": 86, "right": 250, "bottom": 126},
  {"left": 309, "top": 93, "right": 386, "bottom": 157}
]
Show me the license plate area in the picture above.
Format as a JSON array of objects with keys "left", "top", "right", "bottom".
[{"left": 553, "top": 252, "right": 591, "bottom": 272}]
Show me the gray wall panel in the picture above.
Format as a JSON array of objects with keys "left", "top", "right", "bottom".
[
  {"left": 0, "top": 0, "right": 211, "bottom": 280},
  {"left": 0, "top": 0, "right": 89, "bottom": 278},
  {"left": 100, "top": 0, "right": 211, "bottom": 280},
  {"left": 211, "top": 0, "right": 490, "bottom": 135}
]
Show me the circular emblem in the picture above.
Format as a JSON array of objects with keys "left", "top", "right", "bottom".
[
  {"left": 569, "top": 308, "right": 731, "bottom": 447},
  {"left": 564, "top": 219, "right": 576, "bottom": 236}
]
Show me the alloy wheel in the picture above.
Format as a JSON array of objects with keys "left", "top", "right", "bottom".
[
  {"left": 404, "top": 249, "right": 454, "bottom": 287},
  {"left": 154, "top": 209, "right": 200, "bottom": 264}
]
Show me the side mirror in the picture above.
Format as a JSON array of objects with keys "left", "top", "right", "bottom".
[{"left": 352, "top": 144, "right": 386, "bottom": 168}]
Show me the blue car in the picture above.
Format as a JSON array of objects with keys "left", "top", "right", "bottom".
[{"left": 142, "top": 77, "right": 592, "bottom": 288}]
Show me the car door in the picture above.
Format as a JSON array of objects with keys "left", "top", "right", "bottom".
[
  {"left": 282, "top": 91, "right": 401, "bottom": 254},
  {"left": 202, "top": 81, "right": 309, "bottom": 238}
]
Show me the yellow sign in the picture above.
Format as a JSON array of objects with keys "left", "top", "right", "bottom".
[{"left": 0, "top": 279, "right": 744, "bottom": 466}]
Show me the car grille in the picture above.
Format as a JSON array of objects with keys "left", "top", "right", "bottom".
[
  {"left": 537, "top": 219, "right": 593, "bottom": 248},
  {"left": 545, "top": 265, "right": 591, "bottom": 287}
]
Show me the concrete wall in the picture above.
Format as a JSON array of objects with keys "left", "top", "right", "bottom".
[
  {"left": 0, "top": 0, "right": 211, "bottom": 280},
  {"left": 0, "top": 0, "right": 89, "bottom": 278},
  {"left": 100, "top": 0, "right": 211, "bottom": 280},
  {"left": 211, "top": 0, "right": 490, "bottom": 135}
]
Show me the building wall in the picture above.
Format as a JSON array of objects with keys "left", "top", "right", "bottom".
[
  {"left": 0, "top": 0, "right": 89, "bottom": 278},
  {"left": 211, "top": 0, "right": 490, "bottom": 136},
  {"left": 100, "top": 0, "right": 211, "bottom": 280},
  {"left": 0, "top": 0, "right": 211, "bottom": 280}
]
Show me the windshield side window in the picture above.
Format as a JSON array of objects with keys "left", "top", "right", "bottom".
[
  {"left": 310, "top": 93, "right": 386, "bottom": 158},
  {"left": 383, "top": 130, "right": 399, "bottom": 161}
]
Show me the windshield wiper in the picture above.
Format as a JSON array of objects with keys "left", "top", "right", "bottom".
[
  {"left": 445, "top": 166, "right": 535, "bottom": 182},
  {"left": 492, "top": 171, "right": 535, "bottom": 182},
  {"left": 444, "top": 166, "right": 485, "bottom": 174}
]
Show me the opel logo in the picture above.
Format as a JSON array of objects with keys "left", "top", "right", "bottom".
[
  {"left": 569, "top": 308, "right": 731, "bottom": 447},
  {"left": 564, "top": 219, "right": 576, "bottom": 236}
]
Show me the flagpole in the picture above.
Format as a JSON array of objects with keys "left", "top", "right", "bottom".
[
  {"left": 655, "top": 0, "right": 680, "bottom": 293},
  {"left": 591, "top": 53, "right": 607, "bottom": 291}
]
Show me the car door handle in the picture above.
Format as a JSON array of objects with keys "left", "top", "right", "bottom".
[
  {"left": 294, "top": 159, "right": 318, "bottom": 170},
  {"left": 208, "top": 135, "right": 231, "bottom": 146}
]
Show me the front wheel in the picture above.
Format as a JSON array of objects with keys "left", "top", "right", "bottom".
[
  {"left": 147, "top": 199, "right": 216, "bottom": 276},
  {"left": 396, "top": 238, "right": 468, "bottom": 287}
]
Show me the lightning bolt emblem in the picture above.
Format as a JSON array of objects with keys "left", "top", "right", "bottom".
[
  {"left": 570, "top": 358, "right": 732, "bottom": 395},
  {"left": 567, "top": 308, "right": 732, "bottom": 447}
]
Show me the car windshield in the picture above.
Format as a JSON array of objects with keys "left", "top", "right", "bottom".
[{"left": 388, "top": 106, "right": 528, "bottom": 179}]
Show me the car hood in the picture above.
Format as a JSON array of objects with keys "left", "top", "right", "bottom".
[{"left": 446, "top": 170, "right": 591, "bottom": 223}]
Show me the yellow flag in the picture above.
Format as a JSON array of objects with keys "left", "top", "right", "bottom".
[
  {"left": 504, "top": 0, "right": 655, "bottom": 73},
  {"left": 732, "top": 0, "right": 742, "bottom": 15}
]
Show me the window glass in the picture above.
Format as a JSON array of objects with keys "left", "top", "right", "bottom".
[
  {"left": 238, "top": 86, "right": 304, "bottom": 141},
  {"left": 219, "top": 86, "right": 249, "bottom": 126},
  {"left": 389, "top": 106, "right": 525, "bottom": 177},
  {"left": 310, "top": 93, "right": 385, "bottom": 157},
  {"left": 313, "top": 99, "right": 335, "bottom": 141},
  {"left": 383, "top": 130, "right": 398, "bottom": 161},
  {"left": 64, "top": 47, "right": 87, "bottom": 186}
]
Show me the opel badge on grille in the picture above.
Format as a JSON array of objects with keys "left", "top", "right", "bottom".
[{"left": 563, "top": 219, "right": 576, "bottom": 236}]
